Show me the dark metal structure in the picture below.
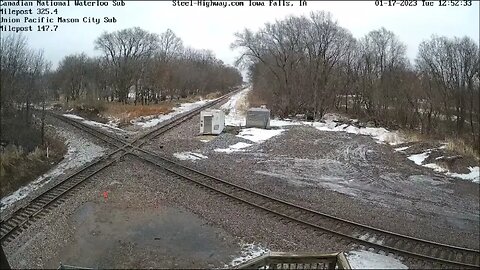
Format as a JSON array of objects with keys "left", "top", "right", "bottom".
[{"left": 235, "top": 252, "right": 351, "bottom": 270}]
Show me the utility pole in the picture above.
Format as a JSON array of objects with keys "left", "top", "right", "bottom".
[{"left": 41, "top": 88, "right": 46, "bottom": 146}]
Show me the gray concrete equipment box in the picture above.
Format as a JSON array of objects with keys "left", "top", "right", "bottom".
[{"left": 246, "top": 107, "right": 270, "bottom": 129}]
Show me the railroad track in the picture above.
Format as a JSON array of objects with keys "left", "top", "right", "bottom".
[
  {"left": 129, "top": 148, "right": 480, "bottom": 268},
  {"left": 2, "top": 87, "right": 479, "bottom": 268},
  {"left": 0, "top": 88, "right": 241, "bottom": 244},
  {"left": 56, "top": 107, "right": 480, "bottom": 268},
  {"left": 47, "top": 100, "right": 480, "bottom": 268}
]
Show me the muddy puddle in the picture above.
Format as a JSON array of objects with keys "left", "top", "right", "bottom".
[{"left": 50, "top": 202, "right": 239, "bottom": 269}]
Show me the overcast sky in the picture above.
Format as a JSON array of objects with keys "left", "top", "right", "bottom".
[{"left": 5, "top": 0, "right": 479, "bottom": 69}]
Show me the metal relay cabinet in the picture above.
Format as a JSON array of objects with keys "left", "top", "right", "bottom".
[
  {"left": 246, "top": 107, "right": 270, "bottom": 129},
  {"left": 200, "top": 109, "right": 225, "bottom": 135}
]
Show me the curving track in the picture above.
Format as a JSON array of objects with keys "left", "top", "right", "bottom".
[{"left": 1, "top": 87, "right": 479, "bottom": 268}]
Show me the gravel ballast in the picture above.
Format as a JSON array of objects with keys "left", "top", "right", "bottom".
[
  {"left": 144, "top": 114, "right": 480, "bottom": 251},
  {"left": 3, "top": 102, "right": 478, "bottom": 269},
  {"left": 5, "top": 156, "right": 406, "bottom": 268}
]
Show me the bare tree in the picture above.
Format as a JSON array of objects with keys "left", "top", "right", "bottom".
[
  {"left": 416, "top": 35, "right": 479, "bottom": 148},
  {"left": 0, "top": 34, "right": 50, "bottom": 147},
  {"left": 95, "top": 27, "right": 160, "bottom": 103}
]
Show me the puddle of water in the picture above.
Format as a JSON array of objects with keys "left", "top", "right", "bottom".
[{"left": 52, "top": 202, "right": 238, "bottom": 269}]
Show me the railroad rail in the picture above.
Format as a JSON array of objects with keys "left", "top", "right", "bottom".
[
  {"left": 0, "top": 88, "right": 241, "bottom": 244},
  {"left": 48, "top": 113, "right": 480, "bottom": 268},
  {"left": 56, "top": 107, "right": 480, "bottom": 268},
  {"left": 128, "top": 148, "right": 480, "bottom": 268},
  {"left": 42, "top": 100, "right": 480, "bottom": 268},
  {"left": 2, "top": 87, "right": 479, "bottom": 268}
]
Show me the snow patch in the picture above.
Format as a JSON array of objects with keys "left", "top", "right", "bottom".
[
  {"left": 407, "top": 152, "right": 430, "bottom": 165},
  {"left": 423, "top": 162, "right": 448, "bottom": 173},
  {"left": 270, "top": 119, "right": 302, "bottom": 127},
  {"left": 308, "top": 120, "right": 405, "bottom": 145},
  {"left": 237, "top": 128, "right": 285, "bottom": 143},
  {"left": 173, "top": 152, "right": 208, "bottom": 161},
  {"left": 132, "top": 99, "right": 211, "bottom": 128},
  {"left": 347, "top": 250, "right": 408, "bottom": 269},
  {"left": 447, "top": 167, "right": 479, "bottom": 182},
  {"left": 407, "top": 151, "right": 479, "bottom": 183},
  {"left": 82, "top": 119, "right": 126, "bottom": 133},
  {"left": 395, "top": 146, "right": 410, "bottom": 152},
  {"left": 63, "top": 113, "right": 83, "bottom": 120},
  {"left": 227, "top": 243, "right": 269, "bottom": 267},
  {"left": 221, "top": 87, "right": 250, "bottom": 127},
  {"left": 106, "top": 116, "right": 121, "bottom": 128},
  {"left": 1, "top": 126, "right": 105, "bottom": 211},
  {"left": 214, "top": 142, "right": 252, "bottom": 153},
  {"left": 63, "top": 113, "right": 127, "bottom": 134}
]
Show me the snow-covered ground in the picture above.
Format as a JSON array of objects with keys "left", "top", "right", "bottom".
[
  {"left": 407, "top": 150, "right": 479, "bottom": 183},
  {"left": 407, "top": 152, "right": 431, "bottom": 166},
  {"left": 173, "top": 151, "right": 208, "bottom": 161},
  {"left": 217, "top": 88, "right": 290, "bottom": 152},
  {"left": 214, "top": 142, "right": 252, "bottom": 153},
  {"left": 447, "top": 167, "right": 479, "bottom": 181},
  {"left": 226, "top": 243, "right": 269, "bottom": 267},
  {"left": 221, "top": 88, "right": 250, "bottom": 127},
  {"left": 225, "top": 244, "right": 407, "bottom": 269},
  {"left": 306, "top": 113, "right": 406, "bottom": 145},
  {"left": 395, "top": 146, "right": 410, "bottom": 152},
  {"left": 237, "top": 128, "right": 286, "bottom": 144},
  {"left": 63, "top": 114, "right": 128, "bottom": 134},
  {"left": 221, "top": 90, "right": 405, "bottom": 146},
  {"left": 347, "top": 250, "right": 408, "bottom": 269},
  {"left": 214, "top": 128, "right": 287, "bottom": 154},
  {"left": 133, "top": 99, "right": 212, "bottom": 128},
  {"left": 270, "top": 119, "right": 302, "bottom": 127},
  {"left": 218, "top": 89, "right": 479, "bottom": 183},
  {"left": 0, "top": 125, "right": 106, "bottom": 212}
]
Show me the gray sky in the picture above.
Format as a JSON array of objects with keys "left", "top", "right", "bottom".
[{"left": 5, "top": 0, "right": 479, "bottom": 69}]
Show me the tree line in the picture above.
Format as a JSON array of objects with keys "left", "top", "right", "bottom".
[
  {"left": 51, "top": 27, "right": 242, "bottom": 104},
  {"left": 232, "top": 11, "right": 479, "bottom": 152},
  {"left": 0, "top": 34, "right": 50, "bottom": 147},
  {"left": 0, "top": 27, "right": 242, "bottom": 147}
]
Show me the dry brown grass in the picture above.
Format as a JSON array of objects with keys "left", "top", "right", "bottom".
[
  {"left": 248, "top": 90, "right": 267, "bottom": 108},
  {"left": 402, "top": 130, "right": 428, "bottom": 143},
  {"left": 204, "top": 91, "right": 222, "bottom": 100},
  {"left": 58, "top": 94, "right": 213, "bottom": 125},
  {"left": 401, "top": 130, "right": 479, "bottom": 160},
  {"left": 446, "top": 138, "right": 480, "bottom": 161},
  {"left": 103, "top": 103, "right": 174, "bottom": 124},
  {"left": 102, "top": 94, "right": 216, "bottom": 124},
  {"left": 0, "top": 135, "right": 66, "bottom": 198}
]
